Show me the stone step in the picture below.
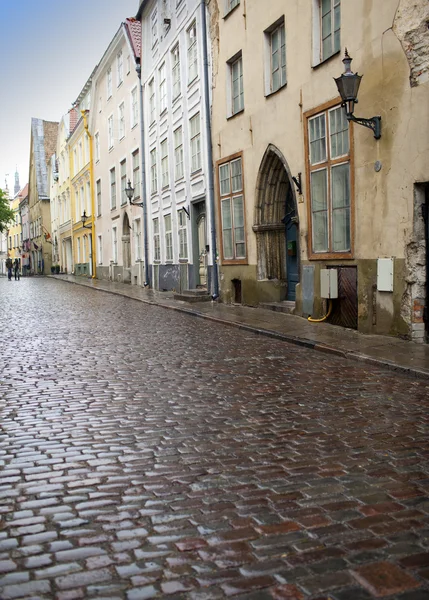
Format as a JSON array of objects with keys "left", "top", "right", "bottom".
[
  {"left": 259, "top": 300, "right": 296, "bottom": 315},
  {"left": 174, "top": 289, "right": 212, "bottom": 303}
]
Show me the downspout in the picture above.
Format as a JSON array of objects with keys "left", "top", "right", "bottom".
[
  {"left": 82, "top": 110, "right": 96, "bottom": 278},
  {"left": 67, "top": 142, "right": 75, "bottom": 274},
  {"left": 200, "top": 0, "right": 219, "bottom": 299},
  {"left": 136, "top": 59, "right": 150, "bottom": 287}
]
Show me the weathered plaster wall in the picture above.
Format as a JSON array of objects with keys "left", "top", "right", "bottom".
[{"left": 393, "top": 0, "right": 429, "bottom": 86}]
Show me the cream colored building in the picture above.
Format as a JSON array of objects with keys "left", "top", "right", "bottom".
[{"left": 210, "top": 0, "right": 429, "bottom": 341}]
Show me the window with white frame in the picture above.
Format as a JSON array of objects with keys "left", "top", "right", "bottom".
[
  {"left": 86, "top": 181, "right": 91, "bottom": 215},
  {"left": 267, "top": 20, "right": 286, "bottom": 93},
  {"left": 84, "top": 135, "right": 89, "bottom": 164},
  {"left": 112, "top": 227, "right": 118, "bottom": 262},
  {"left": 131, "top": 87, "right": 138, "bottom": 128},
  {"left": 108, "top": 115, "right": 114, "bottom": 149},
  {"left": 119, "top": 103, "right": 125, "bottom": 139},
  {"left": 176, "top": 0, "right": 184, "bottom": 8},
  {"left": 161, "top": 139, "right": 169, "bottom": 188},
  {"left": 107, "top": 68, "right": 112, "bottom": 98},
  {"left": 178, "top": 209, "right": 188, "bottom": 259},
  {"left": 164, "top": 214, "right": 173, "bottom": 261},
  {"left": 77, "top": 237, "right": 81, "bottom": 263},
  {"left": 150, "top": 148, "right": 158, "bottom": 194},
  {"left": 83, "top": 236, "right": 87, "bottom": 263},
  {"left": 95, "top": 132, "right": 100, "bottom": 162},
  {"left": 172, "top": 45, "right": 181, "bottom": 99},
  {"left": 153, "top": 217, "right": 160, "bottom": 261},
  {"left": 117, "top": 50, "right": 123, "bottom": 85},
  {"left": 151, "top": 8, "right": 158, "bottom": 49},
  {"left": 159, "top": 63, "right": 167, "bottom": 113},
  {"left": 98, "top": 235, "right": 102, "bottom": 264},
  {"left": 96, "top": 179, "right": 101, "bottom": 216},
  {"left": 78, "top": 141, "right": 83, "bottom": 171},
  {"left": 307, "top": 104, "right": 351, "bottom": 255},
  {"left": 320, "top": 0, "right": 340, "bottom": 62},
  {"left": 225, "top": 0, "right": 239, "bottom": 15},
  {"left": 219, "top": 155, "right": 246, "bottom": 261},
  {"left": 110, "top": 167, "right": 116, "bottom": 210},
  {"left": 134, "top": 218, "right": 142, "bottom": 260},
  {"left": 149, "top": 79, "right": 155, "bottom": 124},
  {"left": 190, "top": 113, "right": 201, "bottom": 172},
  {"left": 120, "top": 159, "right": 127, "bottom": 205},
  {"left": 132, "top": 150, "right": 140, "bottom": 198},
  {"left": 79, "top": 186, "right": 84, "bottom": 221},
  {"left": 187, "top": 22, "right": 198, "bottom": 83},
  {"left": 229, "top": 53, "right": 244, "bottom": 115},
  {"left": 174, "top": 127, "right": 184, "bottom": 180}
]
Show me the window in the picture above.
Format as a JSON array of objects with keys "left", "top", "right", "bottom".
[
  {"left": 190, "top": 113, "right": 201, "bottom": 172},
  {"left": 269, "top": 21, "right": 286, "bottom": 93},
  {"left": 84, "top": 135, "right": 89, "bottom": 164},
  {"left": 219, "top": 155, "right": 246, "bottom": 261},
  {"left": 153, "top": 217, "right": 160, "bottom": 261},
  {"left": 86, "top": 181, "right": 91, "bottom": 215},
  {"left": 225, "top": 0, "right": 239, "bottom": 14},
  {"left": 98, "top": 235, "right": 102, "bottom": 264},
  {"left": 78, "top": 141, "right": 83, "bottom": 171},
  {"left": 79, "top": 186, "right": 84, "bottom": 221},
  {"left": 178, "top": 209, "right": 188, "bottom": 259},
  {"left": 95, "top": 132, "right": 100, "bottom": 162},
  {"left": 132, "top": 150, "right": 140, "bottom": 198},
  {"left": 174, "top": 127, "right": 184, "bottom": 180},
  {"left": 320, "top": 0, "right": 340, "bottom": 61},
  {"left": 229, "top": 54, "right": 244, "bottom": 115},
  {"left": 149, "top": 79, "right": 155, "bottom": 124},
  {"left": 110, "top": 167, "right": 116, "bottom": 210},
  {"left": 159, "top": 63, "right": 167, "bottom": 113},
  {"left": 120, "top": 159, "right": 127, "bottom": 205},
  {"left": 77, "top": 237, "right": 81, "bottom": 263},
  {"left": 151, "top": 9, "right": 158, "bottom": 49},
  {"left": 187, "top": 22, "right": 198, "bottom": 83},
  {"left": 107, "top": 68, "right": 112, "bottom": 98},
  {"left": 131, "top": 87, "right": 138, "bottom": 128},
  {"left": 176, "top": 0, "right": 184, "bottom": 7},
  {"left": 134, "top": 219, "right": 142, "bottom": 260},
  {"left": 164, "top": 214, "right": 173, "bottom": 261},
  {"left": 108, "top": 115, "right": 114, "bottom": 149},
  {"left": 112, "top": 227, "right": 118, "bottom": 263},
  {"left": 172, "top": 45, "right": 181, "bottom": 99},
  {"left": 119, "top": 103, "right": 125, "bottom": 139},
  {"left": 117, "top": 51, "right": 124, "bottom": 85},
  {"left": 161, "top": 139, "right": 169, "bottom": 188},
  {"left": 96, "top": 179, "right": 101, "bottom": 216},
  {"left": 306, "top": 104, "right": 351, "bottom": 256},
  {"left": 150, "top": 148, "right": 158, "bottom": 194}
]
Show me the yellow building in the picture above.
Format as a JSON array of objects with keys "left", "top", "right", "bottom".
[{"left": 8, "top": 189, "right": 23, "bottom": 265}]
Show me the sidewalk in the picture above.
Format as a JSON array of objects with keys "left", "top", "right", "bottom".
[{"left": 51, "top": 274, "right": 429, "bottom": 379}]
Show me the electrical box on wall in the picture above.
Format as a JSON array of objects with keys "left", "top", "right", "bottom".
[
  {"left": 320, "top": 269, "right": 338, "bottom": 299},
  {"left": 377, "top": 258, "right": 394, "bottom": 292}
]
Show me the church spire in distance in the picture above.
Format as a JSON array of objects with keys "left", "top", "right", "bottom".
[{"left": 14, "top": 167, "right": 20, "bottom": 196}]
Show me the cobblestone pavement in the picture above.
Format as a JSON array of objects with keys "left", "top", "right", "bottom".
[{"left": 1, "top": 277, "right": 429, "bottom": 600}]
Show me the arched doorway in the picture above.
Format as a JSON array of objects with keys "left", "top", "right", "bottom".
[
  {"left": 253, "top": 145, "right": 299, "bottom": 301},
  {"left": 122, "top": 212, "right": 131, "bottom": 282}
]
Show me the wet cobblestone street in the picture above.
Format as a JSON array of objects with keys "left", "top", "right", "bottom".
[{"left": 1, "top": 277, "right": 429, "bottom": 600}]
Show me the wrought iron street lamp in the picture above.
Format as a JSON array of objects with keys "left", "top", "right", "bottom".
[
  {"left": 125, "top": 179, "right": 143, "bottom": 207},
  {"left": 334, "top": 49, "right": 381, "bottom": 140},
  {"left": 81, "top": 210, "right": 92, "bottom": 229}
]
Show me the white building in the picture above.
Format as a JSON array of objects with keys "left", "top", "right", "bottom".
[{"left": 137, "top": 0, "right": 218, "bottom": 295}]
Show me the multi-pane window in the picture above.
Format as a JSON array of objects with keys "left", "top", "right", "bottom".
[
  {"left": 119, "top": 103, "right": 125, "bottom": 139},
  {"left": 172, "top": 45, "right": 181, "bottom": 99},
  {"left": 321, "top": 0, "right": 340, "bottom": 60},
  {"left": 159, "top": 63, "right": 167, "bottom": 113},
  {"left": 95, "top": 132, "right": 100, "bottom": 162},
  {"left": 151, "top": 9, "right": 158, "bottom": 49},
  {"left": 112, "top": 227, "right": 118, "bottom": 263},
  {"left": 96, "top": 179, "right": 101, "bottom": 216},
  {"left": 226, "top": 0, "right": 239, "bottom": 13},
  {"left": 190, "top": 113, "right": 201, "bottom": 172},
  {"left": 307, "top": 104, "right": 351, "bottom": 255},
  {"left": 86, "top": 181, "right": 91, "bottom": 215},
  {"left": 131, "top": 87, "right": 138, "bottom": 128},
  {"left": 98, "top": 235, "right": 102, "bottom": 264},
  {"left": 149, "top": 79, "right": 155, "bottom": 124},
  {"left": 164, "top": 214, "right": 173, "bottom": 261},
  {"left": 117, "top": 51, "right": 123, "bottom": 85},
  {"left": 110, "top": 167, "right": 116, "bottom": 210},
  {"left": 107, "top": 68, "right": 112, "bottom": 98},
  {"left": 174, "top": 127, "right": 184, "bottom": 180},
  {"left": 134, "top": 218, "right": 142, "bottom": 260},
  {"left": 219, "top": 156, "right": 246, "bottom": 261},
  {"left": 132, "top": 150, "right": 140, "bottom": 198},
  {"left": 231, "top": 55, "right": 244, "bottom": 115},
  {"left": 108, "top": 115, "right": 114, "bottom": 149},
  {"left": 153, "top": 217, "right": 160, "bottom": 261},
  {"left": 187, "top": 22, "right": 198, "bottom": 83},
  {"left": 120, "top": 159, "right": 127, "bottom": 205},
  {"left": 150, "top": 148, "right": 158, "bottom": 194},
  {"left": 178, "top": 209, "right": 188, "bottom": 259},
  {"left": 161, "top": 139, "right": 169, "bottom": 188},
  {"left": 77, "top": 237, "right": 81, "bottom": 263},
  {"left": 270, "top": 22, "right": 286, "bottom": 92}
]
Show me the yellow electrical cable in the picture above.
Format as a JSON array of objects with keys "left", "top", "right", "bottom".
[{"left": 308, "top": 299, "right": 333, "bottom": 322}]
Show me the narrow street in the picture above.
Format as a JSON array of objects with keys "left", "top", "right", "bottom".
[{"left": 1, "top": 277, "right": 428, "bottom": 600}]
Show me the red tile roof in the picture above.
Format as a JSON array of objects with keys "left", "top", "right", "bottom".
[{"left": 125, "top": 18, "right": 142, "bottom": 60}]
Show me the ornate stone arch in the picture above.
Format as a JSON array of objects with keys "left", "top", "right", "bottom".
[
  {"left": 122, "top": 211, "right": 131, "bottom": 270},
  {"left": 253, "top": 144, "right": 298, "bottom": 281}
]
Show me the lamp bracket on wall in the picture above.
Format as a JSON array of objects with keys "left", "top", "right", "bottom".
[
  {"left": 346, "top": 112, "right": 381, "bottom": 140},
  {"left": 182, "top": 206, "right": 190, "bottom": 220},
  {"left": 292, "top": 173, "right": 302, "bottom": 196}
]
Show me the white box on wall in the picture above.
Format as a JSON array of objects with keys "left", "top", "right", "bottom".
[
  {"left": 377, "top": 258, "right": 394, "bottom": 292},
  {"left": 320, "top": 269, "right": 338, "bottom": 299}
]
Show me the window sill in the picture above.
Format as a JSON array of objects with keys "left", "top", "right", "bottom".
[
  {"left": 312, "top": 49, "right": 341, "bottom": 70},
  {"left": 308, "top": 251, "right": 354, "bottom": 260},
  {"left": 188, "top": 76, "right": 199, "bottom": 88},
  {"left": 224, "top": 3, "right": 240, "bottom": 19},
  {"left": 117, "top": 81, "right": 123, "bottom": 89},
  {"left": 190, "top": 168, "right": 203, "bottom": 177},
  {"left": 159, "top": 108, "right": 168, "bottom": 118},
  {"left": 265, "top": 82, "right": 287, "bottom": 98},
  {"left": 119, "top": 135, "right": 125, "bottom": 142},
  {"left": 131, "top": 123, "right": 138, "bottom": 130},
  {"left": 178, "top": 258, "right": 188, "bottom": 263},
  {"left": 222, "top": 257, "right": 248, "bottom": 265},
  {"left": 172, "top": 94, "right": 181, "bottom": 105},
  {"left": 227, "top": 108, "right": 244, "bottom": 121}
]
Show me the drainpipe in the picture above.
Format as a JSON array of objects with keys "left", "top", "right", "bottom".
[
  {"left": 82, "top": 110, "right": 96, "bottom": 278},
  {"left": 136, "top": 59, "right": 150, "bottom": 287},
  {"left": 200, "top": 0, "right": 219, "bottom": 299}
]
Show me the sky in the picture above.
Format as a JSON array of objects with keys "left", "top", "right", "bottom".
[{"left": 0, "top": 0, "right": 139, "bottom": 197}]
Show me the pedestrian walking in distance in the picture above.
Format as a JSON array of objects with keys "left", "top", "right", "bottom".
[
  {"left": 5, "top": 257, "right": 12, "bottom": 281},
  {"left": 13, "top": 258, "right": 20, "bottom": 280}
]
